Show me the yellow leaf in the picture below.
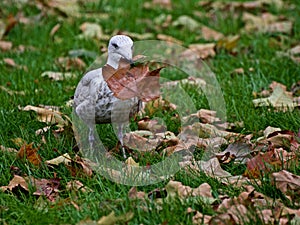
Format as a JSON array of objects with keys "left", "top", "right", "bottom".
[{"left": 97, "top": 211, "right": 134, "bottom": 225}]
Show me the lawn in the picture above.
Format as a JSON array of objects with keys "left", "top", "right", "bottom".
[{"left": 0, "top": 0, "right": 300, "bottom": 224}]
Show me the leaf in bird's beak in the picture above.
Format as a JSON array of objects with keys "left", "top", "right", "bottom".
[{"left": 102, "top": 58, "right": 163, "bottom": 101}]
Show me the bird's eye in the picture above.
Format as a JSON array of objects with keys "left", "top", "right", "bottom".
[{"left": 112, "top": 43, "right": 119, "bottom": 49}]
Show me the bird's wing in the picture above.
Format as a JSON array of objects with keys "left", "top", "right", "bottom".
[{"left": 74, "top": 68, "right": 105, "bottom": 124}]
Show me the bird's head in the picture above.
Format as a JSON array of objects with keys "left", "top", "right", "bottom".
[{"left": 107, "top": 35, "right": 134, "bottom": 69}]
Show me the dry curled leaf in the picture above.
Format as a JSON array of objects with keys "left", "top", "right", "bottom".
[
  {"left": 271, "top": 170, "right": 300, "bottom": 196},
  {"left": 21, "top": 105, "right": 70, "bottom": 127},
  {"left": 46, "top": 153, "right": 72, "bottom": 166},
  {"left": 215, "top": 142, "right": 252, "bottom": 164},
  {"left": 123, "top": 130, "right": 161, "bottom": 152},
  {"left": 17, "top": 143, "right": 42, "bottom": 166},
  {"left": 0, "top": 175, "right": 28, "bottom": 192},
  {"left": 138, "top": 117, "right": 167, "bottom": 133}
]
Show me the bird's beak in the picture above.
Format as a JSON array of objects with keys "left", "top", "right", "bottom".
[
  {"left": 129, "top": 59, "right": 134, "bottom": 67},
  {"left": 121, "top": 57, "right": 134, "bottom": 66}
]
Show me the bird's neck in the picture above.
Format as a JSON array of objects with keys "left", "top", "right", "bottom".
[{"left": 107, "top": 53, "right": 122, "bottom": 69}]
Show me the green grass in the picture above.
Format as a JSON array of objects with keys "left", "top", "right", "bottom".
[{"left": 1, "top": 0, "right": 300, "bottom": 224}]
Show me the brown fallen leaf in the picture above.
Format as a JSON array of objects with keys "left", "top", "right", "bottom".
[
  {"left": 198, "top": 157, "right": 232, "bottom": 178},
  {"left": 271, "top": 170, "right": 300, "bottom": 197},
  {"left": 242, "top": 12, "right": 292, "bottom": 34},
  {"left": 66, "top": 155, "right": 93, "bottom": 177},
  {"left": 200, "top": 26, "right": 224, "bottom": 41},
  {"left": 243, "top": 147, "right": 297, "bottom": 178},
  {"left": 3, "top": 58, "right": 15, "bottom": 67},
  {"left": 261, "top": 130, "right": 294, "bottom": 148},
  {"left": 138, "top": 117, "right": 167, "bottom": 133},
  {"left": 165, "top": 180, "right": 215, "bottom": 203},
  {"left": 2, "top": 14, "right": 18, "bottom": 37},
  {"left": 183, "top": 122, "right": 239, "bottom": 139},
  {"left": 0, "top": 175, "right": 29, "bottom": 192},
  {"left": 0, "top": 40, "right": 13, "bottom": 51},
  {"left": 3, "top": 58, "right": 27, "bottom": 70},
  {"left": 56, "top": 57, "right": 86, "bottom": 71},
  {"left": 97, "top": 211, "right": 134, "bottom": 225},
  {"left": 182, "top": 43, "right": 216, "bottom": 60},
  {"left": 184, "top": 109, "right": 221, "bottom": 124},
  {"left": 102, "top": 59, "right": 163, "bottom": 101},
  {"left": 17, "top": 143, "right": 42, "bottom": 166},
  {"left": 46, "top": 0, "right": 80, "bottom": 17},
  {"left": 181, "top": 157, "right": 232, "bottom": 178},
  {"left": 123, "top": 130, "right": 161, "bottom": 152},
  {"left": 128, "top": 186, "right": 146, "bottom": 199},
  {"left": 32, "top": 178, "right": 60, "bottom": 202},
  {"left": 215, "top": 142, "right": 252, "bottom": 164},
  {"left": 191, "top": 210, "right": 212, "bottom": 225},
  {"left": 277, "top": 45, "right": 300, "bottom": 64}
]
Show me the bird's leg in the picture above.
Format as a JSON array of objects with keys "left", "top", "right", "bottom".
[
  {"left": 88, "top": 126, "right": 95, "bottom": 149},
  {"left": 117, "top": 124, "right": 127, "bottom": 159}
]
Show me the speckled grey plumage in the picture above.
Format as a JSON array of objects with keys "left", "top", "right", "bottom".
[{"left": 73, "top": 35, "right": 139, "bottom": 158}]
